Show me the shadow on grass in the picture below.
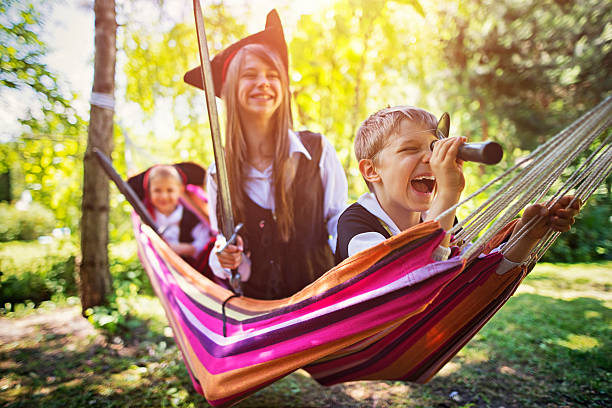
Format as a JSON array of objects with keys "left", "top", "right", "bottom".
[
  {"left": 1, "top": 293, "right": 609, "bottom": 408},
  {"left": 422, "top": 293, "right": 611, "bottom": 408},
  {"left": 0, "top": 312, "right": 364, "bottom": 408}
]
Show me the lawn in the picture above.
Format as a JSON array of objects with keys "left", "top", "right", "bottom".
[{"left": 1, "top": 261, "right": 610, "bottom": 407}]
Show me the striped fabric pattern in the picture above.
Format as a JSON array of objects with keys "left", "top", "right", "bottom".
[{"left": 133, "top": 201, "right": 524, "bottom": 407}]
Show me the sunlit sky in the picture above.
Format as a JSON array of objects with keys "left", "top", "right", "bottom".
[{"left": 0, "top": 0, "right": 332, "bottom": 140}]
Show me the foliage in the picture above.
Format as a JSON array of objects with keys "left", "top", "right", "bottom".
[
  {"left": 0, "top": 239, "right": 77, "bottom": 309},
  {"left": 1, "top": 0, "right": 610, "bottom": 252},
  {"left": 119, "top": 0, "right": 425, "bottom": 200},
  {"left": 0, "top": 240, "right": 150, "bottom": 321},
  {"left": 0, "top": 0, "right": 87, "bottom": 231},
  {"left": 84, "top": 241, "right": 152, "bottom": 334},
  {"left": 0, "top": 0, "right": 74, "bottom": 121},
  {"left": 291, "top": 0, "right": 429, "bottom": 199},
  {"left": 1, "top": 262, "right": 610, "bottom": 407},
  {"left": 0, "top": 201, "right": 56, "bottom": 241},
  {"left": 543, "top": 186, "right": 612, "bottom": 262},
  {"left": 0, "top": 0, "right": 83, "bottom": 134},
  {"left": 439, "top": 0, "right": 612, "bottom": 151},
  {"left": 0, "top": 132, "right": 86, "bottom": 232},
  {"left": 119, "top": 1, "right": 247, "bottom": 169}
]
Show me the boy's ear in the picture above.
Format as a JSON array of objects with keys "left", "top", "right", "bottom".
[{"left": 359, "top": 159, "right": 381, "bottom": 184}]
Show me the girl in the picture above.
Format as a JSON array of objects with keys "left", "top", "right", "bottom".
[
  {"left": 143, "top": 164, "right": 213, "bottom": 270},
  {"left": 184, "top": 10, "right": 348, "bottom": 299}
]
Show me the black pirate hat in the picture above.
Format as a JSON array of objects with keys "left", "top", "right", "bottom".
[{"left": 183, "top": 9, "right": 288, "bottom": 97}]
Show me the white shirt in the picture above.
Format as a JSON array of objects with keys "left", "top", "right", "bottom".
[
  {"left": 347, "top": 193, "right": 452, "bottom": 261},
  {"left": 154, "top": 204, "right": 212, "bottom": 257},
  {"left": 207, "top": 129, "right": 348, "bottom": 281}
]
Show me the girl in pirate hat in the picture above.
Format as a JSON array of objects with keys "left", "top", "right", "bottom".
[{"left": 184, "top": 10, "right": 348, "bottom": 300}]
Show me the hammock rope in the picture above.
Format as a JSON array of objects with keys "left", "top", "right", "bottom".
[
  {"left": 435, "top": 95, "right": 612, "bottom": 260},
  {"left": 507, "top": 133, "right": 612, "bottom": 258},
  {"left": 534, "top": 144, "right": 612, "bottom": 260},
  {"left": 446, "top": 94, "right": 611, "bottom": 243}
]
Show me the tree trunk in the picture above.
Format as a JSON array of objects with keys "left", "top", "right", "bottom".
[{"left": 80, "top": 0, "right": 117, "bottom": 313}]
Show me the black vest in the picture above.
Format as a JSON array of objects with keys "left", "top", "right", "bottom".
[
  {"left": 178, "top": 206, "right": 201, "bottom": 244},
  {"left": 177, "top": 206, "right": 204, "bottom": 268},
  {"left": 222, "top": 131, "right": 334, "bottom": 299},
  {"left": 334, "top": 202, "right": 392, "bottom": 265}
]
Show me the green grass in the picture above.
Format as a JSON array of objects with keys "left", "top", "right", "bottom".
[{"left": 0, "top": 261, "right": 610, "bottom": 407}]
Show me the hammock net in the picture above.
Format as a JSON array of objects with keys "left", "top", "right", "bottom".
[{"left": 116, "top": 95, "right": 611, "bottom": 407}]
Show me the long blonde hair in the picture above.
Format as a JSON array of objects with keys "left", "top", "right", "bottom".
[{"left": 222, "top": 44, "right": 295, "bottom": 241}]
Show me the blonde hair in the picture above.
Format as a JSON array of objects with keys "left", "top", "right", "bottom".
[
  {"left": 221, "top": 44, "right": 295, "bottom": 241},
  {"left": 355, "top": 106, "right": 438, "bottom": 190},
  {"left": 147, "top": 165, "right": 184, "bottom": 187},
  {"left": 355, "top": 106, "right": 438, "bottom": 161}
]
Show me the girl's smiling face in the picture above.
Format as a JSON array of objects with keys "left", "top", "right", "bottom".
[
  {"left": 372, "top": 119, "right": 438, "bottom": 215},
  {"left": 237, "top": 53, "right": 282, "bottom": 122},
  {"left": 149, "top": 176, "right": 183, "bottom": 216}
]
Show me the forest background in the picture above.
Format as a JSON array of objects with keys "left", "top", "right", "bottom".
[
  {"left": 0, "top": 0, "right": 610, "bottom": 309},
  {"left": 0, "top": 0, "right": 611, "bottom": 406},
  {"left": 1, "top": 0, "right": 611, "bottom": 308},
  {"left": 1, "top": 0, "right": 611, "bottom": 258},
  {"left": 0, "top": 0, "right": 612, "bottom": 322}
]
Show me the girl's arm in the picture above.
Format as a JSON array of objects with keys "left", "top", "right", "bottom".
[
  {"left": 206, "top": 167, "right": 252, "bottom": 282},
  {"left": 319, "top": 136, "right": 349, "bottom": 252}
]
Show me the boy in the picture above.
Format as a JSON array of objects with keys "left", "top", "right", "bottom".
[
  {"left": 146, "top": 165, "right": 213, "bottom": 267},
  {"left": 335, "top": 106, "right": 580, "bottom": 269}
]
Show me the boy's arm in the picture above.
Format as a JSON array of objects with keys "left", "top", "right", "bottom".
[
  {"left": 189, "top": 222, "right": 212, "bottom": 257},
  {"left": 503, "top": 196, "right": 581, "bottom": 263},
  {"left": 424, "top": 190, "right": 461, "bottom": 247}
]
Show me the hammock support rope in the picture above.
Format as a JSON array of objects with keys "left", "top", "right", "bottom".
[
  {"left": 435, "top": 95, "right": 612, "bottom": 260},
  {"left": 108, "top": 96, "right": 611, "bottom": 407}
]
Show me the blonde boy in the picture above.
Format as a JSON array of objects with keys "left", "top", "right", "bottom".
[{"left": 335, "top": 106, "right": 580, "bottom": 268}]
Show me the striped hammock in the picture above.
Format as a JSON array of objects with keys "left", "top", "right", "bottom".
[
  {"left": 133, "top": 189, "right": 524, "bottom": 407},
  {"left": 119, "top": 96, "right": 611, "bottom": 407}
]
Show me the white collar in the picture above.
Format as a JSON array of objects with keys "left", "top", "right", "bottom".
[
  {"left": 357, "top": 192, "right": 402, "bottom": 236},
  {"left": 208, "top": 130, "right": 312, "bottom": 176},
  {"left": 288, "top": 129, "right": 312, "bottom": 160},
  {"left": 154, "top": 203, "right": 183, "bottom": 224}
]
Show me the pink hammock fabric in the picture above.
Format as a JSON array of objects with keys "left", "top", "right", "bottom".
[{"left": 132, "top": 186, "right": 524, "bottom": 407}]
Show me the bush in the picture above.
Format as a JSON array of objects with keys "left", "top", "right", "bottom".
[
  {"left": 85, "top": 241, "right": 153, "bottom": 334},
  {"left": 0, "top": 240, "right": 78, "bottom": 308},
  {"left": 0, "top": 239, "right": 153, "bottom": 325},
  {"left": 0, "top": 201, "right": 56, "bottom": 241}
]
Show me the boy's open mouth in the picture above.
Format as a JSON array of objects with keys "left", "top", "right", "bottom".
[{"left": 411, "top": 176, "right": 436, "bottom": 194}]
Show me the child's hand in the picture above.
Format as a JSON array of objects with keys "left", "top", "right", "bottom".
[
  {"left": 425, "top": 136, "right": 466, "bottom": 246},
  {"left": 505, "top": 196, "right": 581, "bottom": 264},
  {"left": 170, "top": 243, "right": 196, "bottom": 257},
  {"left": 430, "top": 136, "right": 466, "bottom": 201},
  {"left": 516, "top": 196, "right": 581, "bottom": 240},
  {"left": 215, "top": 235, "right": 244, "bottom": 270}
]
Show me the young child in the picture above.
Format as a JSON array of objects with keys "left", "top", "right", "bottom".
[
  {"left": 146, "top": 165, "right": 213, "bottom": 267},
  {"left": 335, "top": 106, "right": 580, "bottom": 270}
]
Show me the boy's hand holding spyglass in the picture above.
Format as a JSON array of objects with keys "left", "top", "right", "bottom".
[{"left": 429, "top": 135, "right": 466, "bottom": 200}]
